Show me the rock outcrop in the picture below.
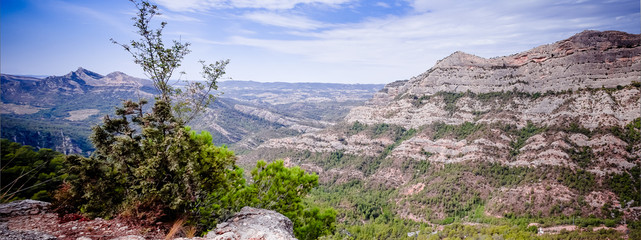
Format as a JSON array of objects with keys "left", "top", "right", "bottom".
[
  {"left": 401, "top": 30, "right": 640, "bottom": 95},
  {"left": 0, "top": 199, "right": 51, "bottom": 217},
  {"left": 205, "top": 207, "right": 297, "bottom": 240},
  {"left": 0, "top": 200, "right": 56, "bottom": 240}
]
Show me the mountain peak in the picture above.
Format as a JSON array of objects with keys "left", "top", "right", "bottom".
[
  {"left": 402, "top": 30, "right": 640, "bottom": 96},
  {"left": 105, "top": 71, "right": 127, "bottom": 78},
  {"left": 434, "top": 51, "right": 487, "bottom": 68},
  {"left": 62, "top": 68, "right": 103, "bottom": 84}
]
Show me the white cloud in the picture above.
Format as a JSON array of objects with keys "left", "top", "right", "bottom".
[
  {"left": 157, "top": 13, "right": 202, "bottom": 22},
  {"left": 375, "top": 2, "right": 390, "bottom": 8},
  {"left": 243, "top": 12, "right": 327, "bottom": 30}
]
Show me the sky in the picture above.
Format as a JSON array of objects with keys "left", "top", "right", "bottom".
[{"left": 1, "top": 0, "right": 639, "bottom": 84}]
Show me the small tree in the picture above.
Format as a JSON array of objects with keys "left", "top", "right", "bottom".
[
  {"left": 111, "top": 0, "right": 228, "bottom": 123},
  {"left": 57, "top": 0, "right": 235, "bottom": 223}
]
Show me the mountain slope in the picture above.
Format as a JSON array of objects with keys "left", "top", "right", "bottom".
[{"left": 245, "top": 30, "right": 641, "bottom": 224}]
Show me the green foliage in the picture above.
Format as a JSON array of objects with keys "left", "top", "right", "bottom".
[
  {"left": 198, "top": 160, "right": 336, "bottom": 240},
  {"left": 556, "top": 168, "right": 596, "bottom": 194},
  {"left": 111, "top": 0, "right": 226, "bottom": 123},
  {"left": 60, "top": 99, "right": 239, "bottom": 222},
  {"left": 410, "top": 95, "right": 431, "bottom": 108},
  {"left": 568, "top": 146, "right": 594, "bottom": 169},
  {"left": 630, "top": 219, "right": 641, "bottom": 240},
  {"left": 611, "top": 117, "right": 641, "bottom": 152},
  {"left": 435, "top": 92, "right": 465, "bottom": 114},
  {"left": 111, "top": 0, "right": 190, "bottom": 101},
  {"left": 431, "top": 121, "right": 484, "bottom": 140},
  {"left": 473, "top": 163, "right": 544, "bottom": 187},
  {"left": 350, "top": 121, "right": 367, "bottom": 134},
  {"left": 406, "top": 164, "right": 483, "bottom": 220},
  {"left": 375, "top": 126, "right": 417, "bottom": 173},
  {"left": 57, "top": 0, "right": 242, "bottom": 227},
  {"left": 328, "top": 219, "right": 431, "bottom": 240},
  {"left": 1, "top": 139, "right": 66, "bottom": 202},
  {"left": 373, "top": 123, "right": 390, "bottom": 136},
  {"left": 1, "top": 116, "right": 94, "bottom": 154},
  {"left": 607, "top": 166, "right": 640, "bottom": 207},
  {"left": 567, "top": 122, "right": 592, "bottom": 137}
]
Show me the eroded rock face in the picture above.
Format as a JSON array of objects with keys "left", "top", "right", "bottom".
[
  {"left": 248, "top": 30, "right": 641, "bottom": 221},
  {"left": 206, "top": 207, "right": 296, "bottom": 240},
  {"left": 403, "top": 30, "right": 640, "bottom": 95}
]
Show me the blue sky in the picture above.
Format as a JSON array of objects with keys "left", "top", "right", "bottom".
[{"left": 1, "top": 0, "right": 639, "bottom": 84}]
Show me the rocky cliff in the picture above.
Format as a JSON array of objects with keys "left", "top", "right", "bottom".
[
  {"left": 246, "top": 30, "right": 641, "bottom": 221},
  {"left": 400, "top": 30, "right": 639, "bottom": 95}
]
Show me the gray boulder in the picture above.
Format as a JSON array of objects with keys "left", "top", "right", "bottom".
[
  {"left": 0, "top": 199, "right": 51, "bottom": 217},
  {"left": 205, "top": 207, "right": 297, "bottom": 240}
]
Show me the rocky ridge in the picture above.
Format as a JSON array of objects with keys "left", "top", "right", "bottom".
[
  {"left": 248, "top": 30, "right": 641, "bottom": 221},
  {"left": 400, "top": 30, "right": 640, "bottom": 95}
]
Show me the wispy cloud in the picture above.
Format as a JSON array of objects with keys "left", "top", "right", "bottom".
[
  {"left": 157, "top": 13, "right": 202, "bottom": 22},
  {"left": 243, "top": 12, "right": 328, "bottom": 30},
  {"left": 219, "top": 0, "right": 639, "bottom": 80},
  {"left": 153, "top": 0, "right": 354, "bottom": 11}
]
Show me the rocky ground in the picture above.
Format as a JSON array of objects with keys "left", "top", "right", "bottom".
[
  {"left": 0, "top": 200, "right": 165, "bottom": 240},
  {"left": 0, "top": 200, "right": 297, "bottom": 240}
]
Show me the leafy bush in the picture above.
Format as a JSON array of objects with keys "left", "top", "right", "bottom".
[
  {"left": 198, "top": 160, "right": 336, "bottom": 240},
  {"left": 556, "top": 168, "right": 596, "bottom": 194},
  {"left": 435, "top": 92, "right": 465, "bottom": 114}
]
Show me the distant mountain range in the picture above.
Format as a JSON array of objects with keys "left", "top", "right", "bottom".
[{"left": 0, "top": 68, "right": 384, "bottom": 154}]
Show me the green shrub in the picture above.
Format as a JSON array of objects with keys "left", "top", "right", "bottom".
[
  {"left": 1, "top": 139, "right": 66, "bottom": 202},
  {"left": 60, "top": 100, "right": 238, "bottom": 222},
  {"left": 198, "top": 160, "right": 336, "bottom": 240}
]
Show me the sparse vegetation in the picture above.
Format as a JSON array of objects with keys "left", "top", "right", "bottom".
[
  {"left": 431, "top": 121, "right": 484, "bottom": 140},
  {"left": 350, "top": 121, "right": 367, "bottom": 134},
  {"left": 568, "top": 146, "right": 594, "bottom": 169},
  {"left": 505, "top": 121, "right": 546, "bottom": 157}
]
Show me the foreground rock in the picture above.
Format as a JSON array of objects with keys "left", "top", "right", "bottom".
[
  {"left": 0, "top": 200, "right": 297, "bottom": 240},
  {"left": 205, "top": 207, "right": 297, "bottom": 240},
  {"left": 0, "top": 199, "right": 51, "bottom": 217}
]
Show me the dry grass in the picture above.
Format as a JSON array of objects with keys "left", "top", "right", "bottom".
[
  {"left": 182, "top": 225, "right": 198, "bottom": 238},
  {"left": 164, "top": 217, "right": 198, "bottom": 239},
  {"left": 165, "top": 218, "right": 185, "bottom": 240}
]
